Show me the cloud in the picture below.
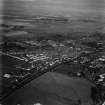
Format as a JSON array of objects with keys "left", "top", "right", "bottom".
[
  {"left": 20, "top": 0, "right": 37, "bottom": 1},
  {"left": 3, "top": 0, "right": 105, "bottom": 17}
]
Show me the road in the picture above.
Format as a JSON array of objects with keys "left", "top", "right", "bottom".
[{"left": 0, "top": 51, "right": 25, "bottom": 61}]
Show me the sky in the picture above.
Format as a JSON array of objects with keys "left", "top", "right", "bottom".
[{"left": 2, "top": 0, "right": 105, "bottom": 17}]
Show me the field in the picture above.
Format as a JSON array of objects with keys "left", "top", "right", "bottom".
[
  {"left": 3, "top": 17, "right": 105, "bottom": 38},
  {"left": 3, "top": 72, "right": 95, "bottom": 105}
]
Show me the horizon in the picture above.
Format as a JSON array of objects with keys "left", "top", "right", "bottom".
[{"left": 2, "top": 0, "right": 105, "bottom": 18}]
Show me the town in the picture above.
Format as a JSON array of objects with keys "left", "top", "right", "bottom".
[{"left": 1, "top": 16, "right": 105, "bottom": 105}]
